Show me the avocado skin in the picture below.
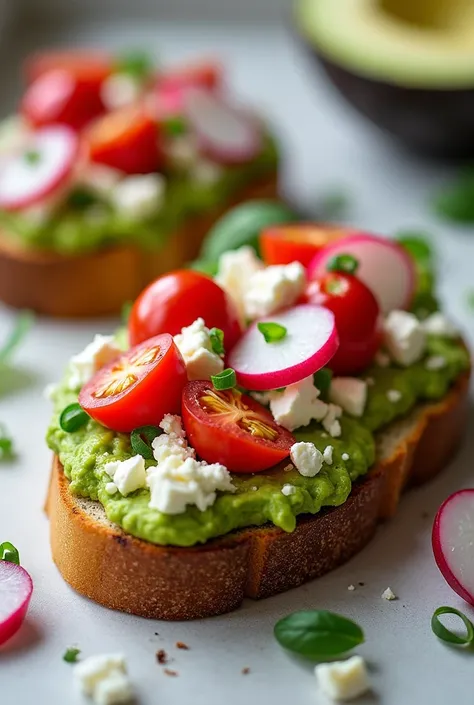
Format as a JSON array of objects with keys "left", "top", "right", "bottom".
[{"left": 304, "top": 42, "right": 474, "bottom": 159}]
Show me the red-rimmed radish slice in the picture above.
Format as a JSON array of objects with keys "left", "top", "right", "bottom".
[
  {"left": 432, "top": 490, "right": 474, "bottom": 606},
  {"left": 0, "top": 561, "right": 33, "bottom": 646},
  {"left": 183, "top": 88, "right": 262, "bottom": 165},
  {"left": 228, "top": 304, "right": 339, "bottom": 391},
  {"left": 307, "top": 232, "right": 416, "bottom": 314},
  {"left": 0, "top": 126, "right": 78, "bottom": 211}
]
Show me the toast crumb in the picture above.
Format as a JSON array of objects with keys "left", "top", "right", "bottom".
[
  {"left": 156, "top": 649, "right": 168, "bottom": 664},
  {"left": 176, "top": 641, "right": 189, "bottom": 650},
  {"left": 242, "top": 667, "right": 250, "bottom": 675},
  {"left": 164, "top": 668, "right": 178, "bottom": 677}
]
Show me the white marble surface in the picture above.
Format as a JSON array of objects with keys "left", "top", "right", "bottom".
[{"left": 1, "top": 20, "right": 474, "bottom": 705}]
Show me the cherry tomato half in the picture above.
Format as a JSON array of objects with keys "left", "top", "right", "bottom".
[
  {"left": 157, "top": 59, "right": 222, "bottom": 92},
  {"left": 79, "top": 334, "right": 187, "bottom": 432},
  {"left": 129, "top": 270, "right": 242, "bottom": 351},
  {"left": 24, "top": 50, "right": 113, "bottom": 85},
  {"left": 260, "top": 223, "right": 350, "bottom": 267},
  {"left": 87, "top": 107, "right": 160, "bottom": 174},
  {"left": 21, "top": 69, "right": 106, "bottom": 131},
  {"left": 182, "top": 381, "right": 295, "bottom": 472},
  {"left": 305, "top": 271, "right": 381, "bottom": 375}
]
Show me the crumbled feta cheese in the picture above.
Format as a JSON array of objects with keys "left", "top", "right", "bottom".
[
  {"left": 342, "top": 452, "right": 350, "bottom": 462},
  {"left": 375, "top": 351, "right": 390, "bottom": 367},
  {"left": 159, "top": 414, "right": 186, "bottom": 438},
  {"left": 104, "top": 456, "right": 147, "bottom": 496},
  {"left": 383, "top": 310, "right": 426, "bottom": 366},
  {"left": 74, "top": 654, "right": 127, "bottom": 697},
  {"left": 152, "top": 432, "right": 194, "bottom": 464},
  {"left": 322, "top": 403, "right": 342, "bottom": 438},
  {"left": 78, "top": 163, "right": 122, "bottom": 199},
  {"left": 101, "top": 73, "right": 143, "bottom": 110},
  {"left": 243, "top": 262, "right": 306, "bottom": 319},
  {"left": 290, "top": 442, "right": 323, "bottom": 478},
  {"left": 147, "top": 455, "right": 235, "bottom": 514},
  {"left": 421, "top": 312, "right": 458, "bottom": 338},
  {"left": 382, "top": 587, "right": 397, "bottom": 601},
  {"left": 315, "top": 656, "right": 371, "bottom": 701},
  {"left": 111, "top": 173, "right": 165, "bottom": 220},
  {"left": 173, "top": 317, "right": 224, "bottom": 381},
  {"left": 323, "top": 445, "right": 334, "bottom": 465},
  {"left": 281, "top": 484, "right": 296, "bottom": 496},
  {"left": 386, "top": 389, "right": 402, "bottom": 403},
  {"left": 270, "top": 376, "right": 328, "bottom": 432},
  {"left": 425, "top": 355, "right": 446, "bottom": 371},
  {"left": 215, "top": 246, "right": 264, "bottom": 323},
  {"left": 68, "top": 335, "right": 122, "bottom": 390},
  {"left": 329, "top": 378, "right": 367, "bottom": 418},
  {"left": 192, "top": 159, "right": 222, "bottom": 185},
  {"left": 347, "top": 585, "right": 355, "bottom": 591},
  {"left": 250, "top": 390, "right": 274, "bottom": 406},
  {"left": 105, "top": 482, "right": 118, "bottom": 495},
  {"left": 93, "top": 671, "right": 134, "bottom": 705}
]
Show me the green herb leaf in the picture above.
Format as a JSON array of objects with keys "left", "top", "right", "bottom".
[
  {"left": 115, "top": 50, "right": 153, "bottom": 80},
  {"left": 211, "top": 368, "right": 236, "bottom": 391},
  {"left": 313, "top": 368, "right": 333, "bottom": 399},
  {"left": 0, "top": 424, "right": 14, "bottom": 460},
  {"left": 431, "top": 606, "right": 474, "bottom": 647},
  {"left": 433, "top": 168, "right": 474, "bottom": 223},
  {"left": 209, "top": 328, "right": 225, "bottom": 356},
  {"left": 317, "top": 190, "right": 351, "bottom": 220},
  {"left": 130, "top": 425, "right": 162, "bottom": 460},
  {"left": 163, "top": 116, "right": 187, "bottom": 137},
  {"left": 0, "top": 541, "right": 20, "bottom": 565},
  {"left": 0, "top": 311, "right": 34, "bottom": 362},
  {"left": 63, "top": 647, "right": 81, "bottom": 663},
  {"left": 274, "top": 610, "right": 364, "bottom": 659},
  {"left": 24, "top": 149, "right": 41, "bottom": 165},
  {"left": 59, "top": 403, "right": 89, "bottom": 433},
  {"left": 257, "top": 322, "right": 287, "bottom": 343},
  {"left": 327, "top": 254, "right": 359, "bottom": 275}
]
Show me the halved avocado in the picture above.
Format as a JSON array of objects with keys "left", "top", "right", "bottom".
[{"left": 295, "top": 0, "right": 474, "bottom": 157}]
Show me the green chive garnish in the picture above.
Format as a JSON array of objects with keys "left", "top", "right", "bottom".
[
  {"left": 313, "top": 368, "right": 333, "bottom": 398},
  {"left": 327, "top": 253, "right": 359, "bottom": 275},
  {"left": 0, "top": 541, "right": 20, "bottom": 565},
  {"left": 431, "top": 606, "right": 474, "bottom": 647},
  {"left": 163, "top": 116, "right": 187, "bottom": 137},
  {"left": 209, "top": 327, "right": 225, "bottom": 356},
  {"left": 211, "top": 368, "right": 236, "bottom": 391},
  {"left": 0, "top": 311, "right": 34, "bottom": 362},
  {"left": 59, "top": 403, "right": 89, "bottom": 433},
  {"left": 130, "top": 425, "right": 162, "bottom": 460},
  {"left": 63, "top": 647, "right": 81, "bottom": 663},
  {"left": 257, "top": 322, "right": 287, "bottom": 343}
]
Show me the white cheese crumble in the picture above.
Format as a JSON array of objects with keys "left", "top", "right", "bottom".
[
  {"left": 315, "top": 656, "right": 371, "bottom": 702},
  {"left": 323, "top": 445, "right": 334, "bottom": 465},
  {"left": 104, "top": 456, "right": 147, "bottom": 496},
  {"left": 322, "top": 403, "right": 342, "bottom": 438},
  {"left": 105, "top": 482, "right": 118, "bottom": 495},
  {"left": 281, "top": 484, "right": 296, "bottom": 496},
  {"left": 269, "top": 375, "right": 328, "bottom": 432},
  {"left": 383, "top": 310, "right": 426, "bottom": 367},
  {"left": 386, "top": 389, "right": 402, "bottom": 403},
  {"left": 100, "top": 73, "right": 143, "bottom": 110},
  {"left": 421, "top": 312, "right": 458, "bottom": 338},
  {"left": 382, "top": 587, "right": 397, "bottom": 601},
  {"left": 111, "top": 173, "right": 165, "bottom": 220},
  {"left": 243, "top": 261, "right": 306, "bottom": 320},
  {"left": 347, "top": 584, "right": 355, "bottom": 591},
  {"left": 152, "top": 415, "right": 194, "bottom": 464},
  {"left": 215, "top": 246, "right": 264, "bottom": 324},
  {"left": 290, "top": 442, "right": 323, "bottom": 478},
  {"left": 329, "top": 377, "right": 367, "bottom": 418},
  {"left": 93, "top": 671, "right": 135, "bottom": 705},
  {"left": 425, "top": 355, "right": 446, "bottom": 371},
  {"left": 342, "top": 452, "right": 350, "bottom": 461},
  {"left": 74, "top": 654, "right": 133, "bottom": 704},
  {"left": 68, "top": 335, "right": 122, "bottom": 390},
  {"left": 173, "top": 317, "right": 224, "bottom": 381}
]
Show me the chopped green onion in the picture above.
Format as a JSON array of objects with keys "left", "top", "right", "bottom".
[
  {"left": 313, "top": 368, "right": 333, "bottom": 398},
  {"left": 0, "top": 541, "right": 20, "bottom": 565},
  {"left": 209, "top": 328, "right": 225, "bottom": 356},
  {"left": 431, "top": 606, "right": 474, "bottom": 647},
  {"left": 24, "top": 149, "right": 41, "bottom": 165},
  {"left": 0, "top": 311, "right": 34, "bottom": 362},
  {"left": 211, "top": 368, "right": 236, "bottom": 391},
  {"left": 130, "top": 425, "right": 162, "bottom": 460},
  {"left": 0, "top": 424, "right": 14, "bottom": 460},
  {"left": 115, "top": 50, "right": 154, "bottom": 80},
  {"left": 327, "top": 253, "right": 359, "bottom": 275},
  {"left": 163, "top": 116, "right": 187, "bottom": 137},
  {"left": 59, "top": 403, "right": 89, "bottom": 433},
  {"left": 257, "top": 322, "right": 287, "bottom": 343},
  {"left": 63, "top": 647, "right": 81, "bottom": 663}
]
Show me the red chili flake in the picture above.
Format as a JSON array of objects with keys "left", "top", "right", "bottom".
[
  {"left": 164, "top": 668, "right": 178, "bottom": 677},
  {"left": 156, "top": 649, "right": 168, "bottom": 664},
  {"left": 176, "top": 641, "right": 189, "bottom": 650}
]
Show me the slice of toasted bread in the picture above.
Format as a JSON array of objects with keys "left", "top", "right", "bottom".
[
  {"left": 45, "top": 371, "right": 470, "bottom": 620},
  {"left": 0, "top": 172, "right": 278, "bottom": 317}
]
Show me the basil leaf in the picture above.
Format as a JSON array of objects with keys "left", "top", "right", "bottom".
[
  {"left": 274, "top": 610, "right": 364, "bottom": 659},
  {"left": 63, "top": 647, "right": 81, "bottom": 663},
  {"left": 431, "top": 606, "right": 474, "bottom": 647},
  {"left": 0, "top": 311, "right": 34, "bottom": 362},
  {"left": 0, "top": 541, "right": 20, "bottom": 565},
  {"left": 130, "top": 425, "right": 162, "bottom": 460}
]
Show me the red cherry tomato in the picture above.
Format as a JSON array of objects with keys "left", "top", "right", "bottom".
[
  {"left": 129, "top": 270, "right": 242, "bottom": 351},
  {"left": 79, "top": 334, "right": 187, "bottom": 432},
  {"left": 24, "top": 51, "right": 113, "bottom": 84},
  {"left": 21, "top": 69, "right": 106, "bottom": 131},
  {"left": 260, "top": 223, "right": 350, "bottom": 267},
  {"left": 182, "top": 381, "right": 295, "bottom": 472},
  {"left": 305, "top": 271, "right": 381, "bottom": 375},
  {"left": 87, "top": 107, "right": 160, "bottom": 174},
  {"left": 158, "top": 59, "right": 222, "bottom": 92}
]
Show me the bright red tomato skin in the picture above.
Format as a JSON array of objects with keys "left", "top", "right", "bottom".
[
  {"left": 79, "top": 334, "right": 187, "bottom": 432},
  {"left": 129, "top": 271, "right": 242, "bottom": 351},
  {"left": 260, "top": 224, "right": 350, "bottom": 267},
  {"left": 305, "top": 273, "right": 381, "bottom": 375},
  {"left": 182, "top": 381, "right": 295, "bottom": 473}
]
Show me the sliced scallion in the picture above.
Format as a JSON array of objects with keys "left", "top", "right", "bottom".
[
  {"left": 211, "top": 368, "right": 236, "bottom": 391},
  {"left": 257, "top": 322, "right": 287, "bottom": 344},
  {"left": 130, "top": 425, "right": 162, "bottom": 460}
]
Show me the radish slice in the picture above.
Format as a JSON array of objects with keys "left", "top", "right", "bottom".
[
  {"left": 432, "top": 490, "right": 474, "bottom": 606},
  {"left": 0, "top": 561, "right": 33, "bottom": 646},
  {"left": 228, "top": 304, "right": 339, "bottom": 391},
  {"left": 307, "top": 232, "right": 416, "bottom": 314},
  {"left": 183, "top": 87, "right": 262, "bottom": 165},
  {"left": 0, "top": 125, "right": 79, "bottom": 211}
]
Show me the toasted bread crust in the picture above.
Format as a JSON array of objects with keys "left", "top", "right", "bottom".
[
  {"left": 46, "top": 372, "right": 470, "bottom": 619},
  {"left": 0, "top": 172, "right": 278, "bottom": 317}
]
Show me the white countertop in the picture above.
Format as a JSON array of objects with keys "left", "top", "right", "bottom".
[{"left": 1, "top": 20, "right": 474, "bottom": 705}]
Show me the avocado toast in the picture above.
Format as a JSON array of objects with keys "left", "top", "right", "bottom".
[{"left": 45, "top": 223, "right": 470, "bottom": 619}]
